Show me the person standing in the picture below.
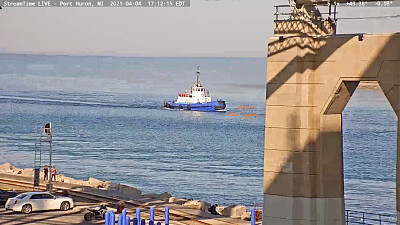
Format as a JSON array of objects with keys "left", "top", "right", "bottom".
[
  {"left": 43, "top": 165, "right": 49, "bottom": 181},
  {"left": 51, "top": 166, "right": 57, "bottom": 181}
]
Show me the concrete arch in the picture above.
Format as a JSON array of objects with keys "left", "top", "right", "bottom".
[{"left": 264, "top": 33, "right": 400, "bottom": 225}]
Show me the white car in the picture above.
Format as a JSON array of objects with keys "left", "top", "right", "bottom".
[{"left": 5, "top": 191, "right": 74, "bottom": 214}]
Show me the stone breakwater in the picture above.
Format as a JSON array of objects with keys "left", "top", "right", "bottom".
[{"left": 0, "top": 162, "right": 252, "bottom": 220}]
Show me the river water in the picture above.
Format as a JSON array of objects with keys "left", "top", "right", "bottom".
[{"left": 0, "top": 53, "right": 397, "bottom": 216}]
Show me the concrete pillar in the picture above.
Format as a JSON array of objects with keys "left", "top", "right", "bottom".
[
  {"left": 264, "top": 33, "right": 400, "bottom": 225},
  {"left": 376, "top": 60, "right": 400, "bottom": 223},
  {"left": 377, "top": 60, "right": 400, "bottom": 224},
  {"left": 264, "top": 81, "right": 351, "bottom": 225}
]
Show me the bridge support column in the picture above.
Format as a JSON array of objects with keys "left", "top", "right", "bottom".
[
  {"left": 263, "top": 33, "right": 400, "bottom": 225},
  {"left": 375, "top": 61, "right": 400, "bottom": 224},
  {"left": 263, "top": 77, "right": 349, "bottom": 224}
]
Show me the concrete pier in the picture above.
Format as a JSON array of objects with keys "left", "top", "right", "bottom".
[{"left": 264, "top": 32, "right": 400, "bottom": 225}]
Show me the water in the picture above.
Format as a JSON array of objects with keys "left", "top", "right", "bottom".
[
  {"left": 0, "top": 53, "right": 397, "bottom": 214},
  {"left": 0, "top": 53, "right": 266, "bottom": 207},
  {"left": 343, "top": 88, "right": 397, "bottom": 215}
]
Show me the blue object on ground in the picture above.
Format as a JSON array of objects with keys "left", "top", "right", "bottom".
[
  {"left": 133, "top": 218, "right": 138, "bottom": 225},
  {"left": 165, "top": 207, "right": 169, "bottom": 225},
  {"left": 137, "top": 208, "right": 141, "bottom": 224},
  {"left": 118, "top": 215, "right": 123, "bottom": 225},
  {"left": 251, "top": 208, "right": 255, "bottom": 225},
  {"left": 110, "top": 211, "right": 116, "bottom": 225},
  {"left": 122, "top": 209, "right": 127, "bottom": 225},
  {"left": 105, "top": 211, "right": 110, "bottom": 225},
  {"left": 150, "top": 207, "right": 154, "bottom": 222}
]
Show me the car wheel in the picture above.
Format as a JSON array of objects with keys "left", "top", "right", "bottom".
[
  {"left": 22, "top": 204, "right": 32, "bottom": 214},
  {"left": 60, "top": 201, "right": 70, "bottom": 211}
]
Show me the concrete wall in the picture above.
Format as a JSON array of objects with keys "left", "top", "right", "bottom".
[
  {"left": 274, "top": 20, "right": 336, "bottom": 36},
  {"left": 264, "top": 33, "right": 400, "bottom": 225}
]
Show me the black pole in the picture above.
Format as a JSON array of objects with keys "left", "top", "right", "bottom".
[
  {"left": 334, "top": 3, "right": 337, "bottom": 21},
  {"left": 329, "top": 2, "right": 332, "bottom": 17}
]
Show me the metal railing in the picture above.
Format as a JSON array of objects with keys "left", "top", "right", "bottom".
[
  {"left": 345, "top": 210, "right": 396, "bottom": 225},
  {"left": 274, "top": 4, "right": 338, "bottom": 21}
]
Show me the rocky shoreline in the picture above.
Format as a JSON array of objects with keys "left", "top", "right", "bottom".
[{"left": 0, "top": 162, "right": 253, "bottom": 220}]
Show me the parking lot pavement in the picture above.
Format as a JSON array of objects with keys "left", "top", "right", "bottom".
[{"left": 0, "top": 201, "right": 107, "bottom": 225}]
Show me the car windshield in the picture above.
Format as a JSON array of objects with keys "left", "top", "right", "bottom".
[{"left": 15, "top": 194, "right": 27, "bottom": 199}]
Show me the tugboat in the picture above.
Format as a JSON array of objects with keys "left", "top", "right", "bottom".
[{"left": 163, "top": 67, "right": 226, "bottom": 112}]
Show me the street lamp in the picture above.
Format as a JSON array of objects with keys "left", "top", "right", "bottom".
[
  {"left": 33, "top": 122, "right": 53, "bottom": 191},
  {"left": 43, "top": 123, "right": 53, "bottom": 192}
]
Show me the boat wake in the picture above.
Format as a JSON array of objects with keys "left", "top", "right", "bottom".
[{"left": 0, "top": 95, "right": 160, "bottom": 110}]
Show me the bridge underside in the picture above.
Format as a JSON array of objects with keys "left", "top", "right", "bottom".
[{"left": 264, "top": 33, "right": 400, "bottom": 225}]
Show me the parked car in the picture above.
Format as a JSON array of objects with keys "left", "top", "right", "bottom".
[
  {"left": 5, "top": 191, "right": 74, "bottom": 214},
  {"left": 0, "top": 190, "right": 18, "bottom": 204}
]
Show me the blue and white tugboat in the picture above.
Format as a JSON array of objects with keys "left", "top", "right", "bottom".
[{"left": 163, "top": 67, "right": 226, "bottom": 112}]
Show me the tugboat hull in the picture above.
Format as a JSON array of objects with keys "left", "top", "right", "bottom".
[{"left": 164, "top": 100, "right": 226, "bottom": 112}]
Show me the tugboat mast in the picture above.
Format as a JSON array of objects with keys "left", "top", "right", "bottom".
[{"left": 196, "top": 66, "right": 200, "bottom": 87}]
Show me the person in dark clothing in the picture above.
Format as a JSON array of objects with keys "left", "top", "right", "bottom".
[
  {"left": 62, "top": 189, "right": 69, "bottom": 197},
  {"left": 208, "top": 204, "right": 218, "bottom": 215},
  {"left": 44, "top": 123, "right": 51, "bottom": 135},
  {"left": 43, "top": 165, "right": 49, "bottom": 181}
]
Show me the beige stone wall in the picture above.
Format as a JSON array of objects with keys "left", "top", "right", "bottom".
[
  {"left": 274, "top": 20, "right": 336, "bottom": 36},
  {"left": 264, "top": 33, "right": 400, "bottom": 225}
]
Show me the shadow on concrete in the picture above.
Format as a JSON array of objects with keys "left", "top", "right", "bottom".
[{"left": 0, "top": 208, "right": 85, "bottom": 225}]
